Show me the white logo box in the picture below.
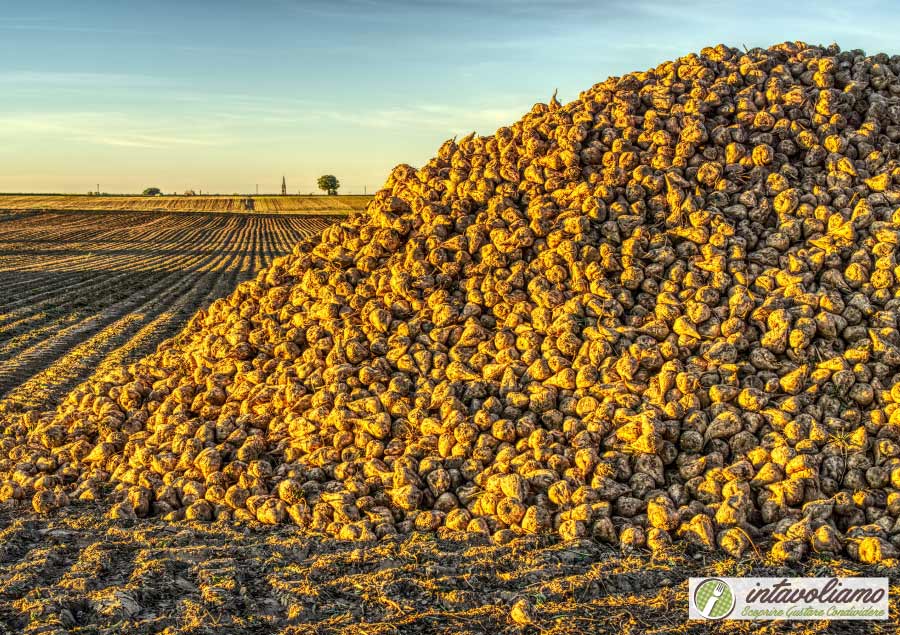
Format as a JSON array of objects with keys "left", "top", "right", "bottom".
[{"left": 688, "top": 577, "right": 889, "bottom": 620}]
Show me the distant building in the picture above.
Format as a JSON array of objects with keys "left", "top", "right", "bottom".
[
  {"left": 281, "top": 176, "right": 287, "bottom": 196},
  {"left": 183, "top": 190, "right": 196, "bottom": 196}
]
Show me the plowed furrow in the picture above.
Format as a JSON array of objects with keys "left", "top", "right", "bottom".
[
  {"left": 0, "top": 216, "right": 241, "bottom": 338},
  {"left": 80, "top": 219, "right": 257, "bottom": 376},
  {"left": 0, "top": 233, "right": 233, "bottom": 399},
  {"left": 0, "top": 270, "right": 86, "bottom": 298},
  {"left": 3, "top": 251, "right": 235, "bottom": 410},
  {"left": 0, "top": 211, "right": 339, "bottom": 412},
  {"left": 0, "top": 240, "right": 215, "bottom": 331}
]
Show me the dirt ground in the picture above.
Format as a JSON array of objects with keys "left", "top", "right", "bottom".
[
  {"left": 0, "top": 504, "right": 896, "bottom": 635},
  {"left": 0, "top": 211, "right": 335, "bottom": 411}
]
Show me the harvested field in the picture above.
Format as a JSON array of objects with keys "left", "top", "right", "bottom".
[
  {"left": 0, "top": 507, "right": 896, "bottom": 634},
  {"left": 0, "top": 195, "right": 372, "bottom": 215},
  {"left": 0, "top": 211, "right": 337, "bottom": 412}
]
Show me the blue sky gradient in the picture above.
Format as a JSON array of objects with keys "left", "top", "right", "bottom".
[{"left": 2, "top": 0, "right": 899, "bottom": 194}]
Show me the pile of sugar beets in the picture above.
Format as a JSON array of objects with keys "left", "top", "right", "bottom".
[{"left": 5, "top": 41, "right": 900, "bottom": 564}]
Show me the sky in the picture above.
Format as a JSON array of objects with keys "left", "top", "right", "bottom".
[{"left": 1, "top": 0, "right": 899, "bottom": 195}]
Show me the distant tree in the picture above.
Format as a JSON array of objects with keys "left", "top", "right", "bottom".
[
  {"left": 317, "top": 175, "right": 340, "bottom": 196},
  {"left": 143, "top": 187, "right": 162, "bottom": 196}
]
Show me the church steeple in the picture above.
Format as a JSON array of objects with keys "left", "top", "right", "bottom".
[{"left": 281, "top": 176, "right": 287, "bottom": 196}]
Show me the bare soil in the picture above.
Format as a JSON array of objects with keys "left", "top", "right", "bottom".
[
  {"left": 1, "top": 505, "right": 897, "bottom": 634},
  {"left": 0, "top": 211, "right": 336, "bottom": 411}
]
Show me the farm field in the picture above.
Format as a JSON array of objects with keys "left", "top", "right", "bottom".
[
  {"left": 0, "top": 211, "right": 337, "bottom": 413},
  {"left": 0, "top": 506, "right": 894, "bottom": 634},
  {"left": 0, "top": 195, "right": 372, "bottom": 215}
]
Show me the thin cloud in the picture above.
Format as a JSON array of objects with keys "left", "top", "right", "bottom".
[
  {"left": 277, "top": 0, "right": 613, "bottom": 21},
  {"left": 0, "top": 112, "right": 228, "bottom": 149},
  {"left": 0, "top": 15, "right": 149, "bottom": 35},
  {"left": 324, "top": 103, "right": 523, "bottom": 134},
  {"left": 0, "top": 71, "right": 165, "bottom": 87},
  {"left": 163, "top": 92, "right": 524, "bottom": 135},
  {"left": 0, "top": 24, "right": 145, "bottom": 34}
]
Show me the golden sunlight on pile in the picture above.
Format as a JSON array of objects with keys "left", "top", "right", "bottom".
[{"left": 4, "top": 42, "right": 900, "bottom": 567}]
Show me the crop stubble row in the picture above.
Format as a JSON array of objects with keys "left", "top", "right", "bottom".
[{"left": 0, "top": 211, "right": 336, "bottom": 412}]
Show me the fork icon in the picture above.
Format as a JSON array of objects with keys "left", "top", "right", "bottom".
[{"left": 700, "top": 582, "right": 726, "bottom": 617}]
